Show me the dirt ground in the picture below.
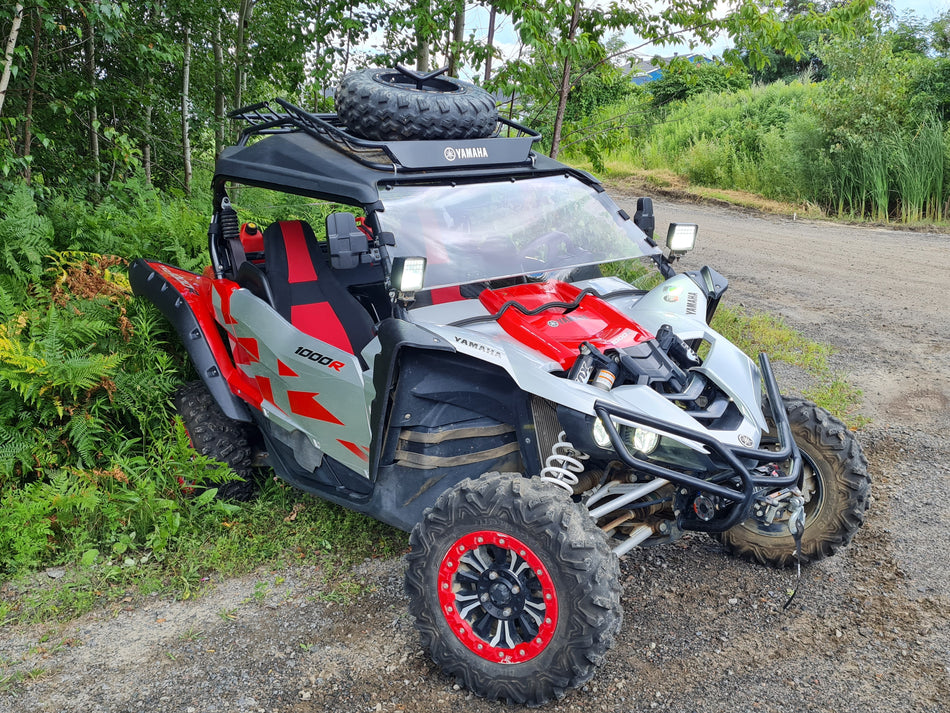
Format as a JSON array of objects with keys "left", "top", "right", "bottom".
[{"left": 1, "top": 198, "right": 948, "bottom": 713}]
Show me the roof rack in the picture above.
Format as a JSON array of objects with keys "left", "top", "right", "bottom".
[{"left": 229, "top": 99, "right": 543, "bottom": 173}]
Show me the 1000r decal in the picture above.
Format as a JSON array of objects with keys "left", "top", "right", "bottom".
[{"left": 294, "top": 346, "right": 345, "bottom": 372}]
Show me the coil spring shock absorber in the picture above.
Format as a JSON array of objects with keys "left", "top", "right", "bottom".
[{"left": 540, "top": 431, "right": 590, "bottom": 493}]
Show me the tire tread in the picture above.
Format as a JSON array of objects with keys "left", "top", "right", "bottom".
[
  {"left": 174, "top": 381, "right": 256, "bottom": 501},
  {"left": 717, "top": 398, "right": 870, "bottom": 568}
]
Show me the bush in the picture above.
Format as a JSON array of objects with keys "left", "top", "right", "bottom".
[
  {"left": 0, "top": 181, "right": 203, "bottom": 574},
  {"left": 581, "top": 36, "right": 950, "bottom": 223},
  {"left": 648, "top": 58, "right": 751, "bottom": 107}
]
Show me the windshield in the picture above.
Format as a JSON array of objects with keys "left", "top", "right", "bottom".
[{"left": 377, "top": 174, "right": 660, "bottom": 289}]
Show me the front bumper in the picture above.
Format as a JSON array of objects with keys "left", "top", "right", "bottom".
[{"left": 593, "top": 353, "right": 802, "bottom": 532}]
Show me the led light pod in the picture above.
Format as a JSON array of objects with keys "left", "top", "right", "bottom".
[
  {"left": 390, "top": 256, "right": 427, "bottom": 293},
  {"left": 666, "top": 223, "right": 698, "bottom": 255}
]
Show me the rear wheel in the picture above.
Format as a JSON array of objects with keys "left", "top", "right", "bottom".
[
  {"left": 718, "top": 399, "right": 870, "bottom": 567},
  {"left": 174, "top": 380, "right": 257, "bottom": 501},
  {"left": 405, "top": 472, "right": 622, "bottom": 705}
]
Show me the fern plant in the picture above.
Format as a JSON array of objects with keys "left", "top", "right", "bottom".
[
  {"left": 0, "top": 248, "right": 187, "bottom": 481},
  {"left": 0, "top": 184, "right": 55, "bottom": 280}
]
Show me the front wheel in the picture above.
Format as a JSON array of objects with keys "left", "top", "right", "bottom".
[
  {"left": 718, "top": 398, "right": 870, "bottom": 567},
  {"left": 405, "top": 472, "right": 622, "bottom": 705}
]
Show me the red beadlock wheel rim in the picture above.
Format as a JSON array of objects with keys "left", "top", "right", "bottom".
[{"left": 437, "top": 530, "right": 558, "bottom": 664}]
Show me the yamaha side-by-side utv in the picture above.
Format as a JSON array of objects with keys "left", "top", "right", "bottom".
[{"left": 130, "top": 67, "right": 870, "bottom": 706}]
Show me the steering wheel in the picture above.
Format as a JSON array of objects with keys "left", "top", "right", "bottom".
[{"left": 519, "top": 230, "right": 574, "bottom": 269}]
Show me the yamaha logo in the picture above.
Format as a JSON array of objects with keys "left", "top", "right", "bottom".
[{"left": 443, "top": 146, "right": 489, "bottom": 162}]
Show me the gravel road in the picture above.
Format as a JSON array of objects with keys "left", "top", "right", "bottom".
[{"left": 1, "top": 198, "right": 948, "bottom": 713}]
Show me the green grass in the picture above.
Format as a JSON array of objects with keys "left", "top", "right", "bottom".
[
  {"left": 0, "top": 479, "right": 407, "bottom": 626},
  {"left": 0, "top": 668, "right": 45, "bottom": 693},
  {"left": 711, "top": 305, "right": 867, "bottom": 427}
]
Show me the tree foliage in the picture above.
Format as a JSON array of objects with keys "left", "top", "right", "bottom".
[
  {"left": 648, "top": 58, "right": 751, "bottom": 107},
  {"left": 0, "top": 0, "right": 888, "bottom": 184}
]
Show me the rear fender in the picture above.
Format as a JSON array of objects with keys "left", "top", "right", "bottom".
[{"left": 129, "top": 259, "right": 253, "bottom": 422}]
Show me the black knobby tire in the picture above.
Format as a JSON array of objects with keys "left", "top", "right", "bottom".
[
  {"left": 335, "top": 68, "right": 498, "bottom": 141},
  {"left": 718, "top": 398, "right": 870, "bottom": 568},
  {"left": 405, "top": 472, "right": 622, "bottom": 705},
  {"left": 174, "top": 380, "right": 257, "bottom": 501}
]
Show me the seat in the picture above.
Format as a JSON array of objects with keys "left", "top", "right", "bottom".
[{"left": 263, "top": 221, "right": 376, "bottom": 358}]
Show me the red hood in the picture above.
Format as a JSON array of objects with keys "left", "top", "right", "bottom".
[{"left": 479, "top": 281, "right": 653, "bottom": 369}]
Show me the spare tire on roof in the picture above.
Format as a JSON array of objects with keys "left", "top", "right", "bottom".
[{"left": 335, "top": 66, "right": 498, "bottom": 141}]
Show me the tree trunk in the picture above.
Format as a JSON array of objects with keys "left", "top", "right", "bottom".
[
  {"left": 342, "top": 5, "right": 353, "bottom": 77},
  {"left": 213, "top": 14, "right": 225, "bottom": 159},
  {"left": 143, "top": 102, "right": 152, "bottom": 185},
  {"left": 508, "top": 43, "right": 523, "bottom": 123},
  {"left": 0, "top": 2, "right": 24, "bottom": 118},
  {"left": 84, "top": 15, "right": 100, "bottom": 186},
  {"left": 448, "top": 3, "right": 465, "bottom": 77},
  {"left": 484, "top": 5, "right": 496, "bottom": 83},
  {"left": 234, "top": 0, "right": 256, "bottom": 111},
  {"left": 550, "top": 0, "right": 581, "bottom": 160},
  {"left": 182, "top": 24, "right": 192, "bottom": 196},
  {"left": 416, "top": 0, "right": 430, "bottom": 72},
  {"left": 22, "top": 8, "right": 39, "bottom": 184}
]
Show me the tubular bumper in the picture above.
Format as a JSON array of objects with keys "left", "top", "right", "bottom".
[{"left": 593, "top": 353, "right": 801, "bottom": 532}]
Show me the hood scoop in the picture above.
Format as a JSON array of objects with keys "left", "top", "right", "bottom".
[{"left": 479, "top": 281, "right": 653, "bottom": 369}]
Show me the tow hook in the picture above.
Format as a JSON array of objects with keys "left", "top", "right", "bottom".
[
  {"left": 786, "top": 494, "right": 805, "bottom": 539},
  {"left": 783, "top": 494, "right": 806, "bottom": 610}
]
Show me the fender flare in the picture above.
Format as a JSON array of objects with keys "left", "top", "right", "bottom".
[{"left": 129, "top": 259, "right": 252, "bottom": 423}]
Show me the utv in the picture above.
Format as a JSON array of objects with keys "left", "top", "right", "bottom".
[{"left": 130, "top": 67, "right": 870, "bottom": 706}]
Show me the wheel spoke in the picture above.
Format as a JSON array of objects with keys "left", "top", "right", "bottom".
[
  {"left": 490, "top": 619, "right": 517, "bottom": 649},
  {"left": 461, "top": 550, "right": 488, "bottom": 573},
  {"left": 454, "top": 569, "right": 480, "bottom": 585},
  {"left": 457, "top": 596, "right": 483, "bottom": 619},
  {"left": 512, "top": 559, "right": 531, "bottom": 578},
  {"left": 521, "top": 599, "right": 544, "bottom": 626},
  {"left": 518, "top": 612, "right": 540, "bottom": 639},
  {"left": 472, "top": 612, "right": 494, "bottom": 639}
]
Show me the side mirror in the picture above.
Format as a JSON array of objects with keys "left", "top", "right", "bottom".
[
  {"left": 666, "top": 223, "right": 698, "bottom": 255},
  {"left": 634, "top": 197, "right": 655, "bottom": 239}
]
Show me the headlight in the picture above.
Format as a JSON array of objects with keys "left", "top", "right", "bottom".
[
  {"left": 592, "top": 418, "right": 611, "bottom": 449},
  {"left": 591, "top": 419, "right": 659, "bottom": 456},
  {"left": 624, "top": 427, "right": 660, "bottom": 455}
]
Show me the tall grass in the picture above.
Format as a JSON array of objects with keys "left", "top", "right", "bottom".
[
  {"left": 892, "top": 119, "right": 945, "bottom": 222},
  {"left": 827, "top": 121, "right": 945, "bottom": 222},
  {"left": 565, "top": 76, "right": 950, "bottom": 223}
]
